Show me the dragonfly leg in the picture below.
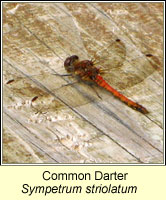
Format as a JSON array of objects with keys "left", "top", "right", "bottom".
[
  {"left": 52, "top": 73, "right": 73, "bottom": 77},
  {"left": 58, "top": 81, "right": 80, "bottom": 89},
  {"left": 90, "top": 85, "right": 102, "bottom": 100}
]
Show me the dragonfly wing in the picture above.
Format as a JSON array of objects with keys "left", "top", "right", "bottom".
[{"left": 100, "top": 40, "right": 160, "bottom": 91}]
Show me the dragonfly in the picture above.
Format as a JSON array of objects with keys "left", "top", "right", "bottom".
[
  {"left": 64, "top": 54, "right": 149, "bottom": 114},
  {"left": 5, "top": 38, "right": 160, "bottom": 116},
  {"left": 62, "top": 36, "right": 161, "bottom": 114}
]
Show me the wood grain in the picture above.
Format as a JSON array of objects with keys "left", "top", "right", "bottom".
[{"left": 3, "top": 2, "right": 163, "bottom": 163}]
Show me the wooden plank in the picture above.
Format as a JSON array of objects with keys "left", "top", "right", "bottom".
[{"left": 3, "top": 2, "right": 163, "bottom": 163}]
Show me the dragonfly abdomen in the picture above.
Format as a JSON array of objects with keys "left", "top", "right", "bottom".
[{"left": 94, "top": 75, "right": 149, "bottom": 114}]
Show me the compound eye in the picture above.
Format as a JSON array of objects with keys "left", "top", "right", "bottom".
[
  {"left": 64, "top": 57, "right": 71, "bottom": 67},
  {"left": 71, "top": 55, "right": 79, "bottom": 61},
  {"left": 64, "top": 55, "right": 79, "bottom": 67}
]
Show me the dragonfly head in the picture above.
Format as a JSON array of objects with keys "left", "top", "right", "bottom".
[{"left": 64, "top": 55, "right": 79, "bottom": 72}]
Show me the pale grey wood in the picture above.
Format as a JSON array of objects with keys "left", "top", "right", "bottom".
[{"left": 3, "top": 2, "right": 163, "bottom": 163}]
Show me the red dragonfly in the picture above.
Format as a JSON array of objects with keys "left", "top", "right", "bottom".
[{"left": 64, "top": 54, "right": 149, "bottom": 114}]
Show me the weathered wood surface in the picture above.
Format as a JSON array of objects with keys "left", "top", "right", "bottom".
[{"left": 3, "top": 3, "right": 163, "bottom": 163}]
